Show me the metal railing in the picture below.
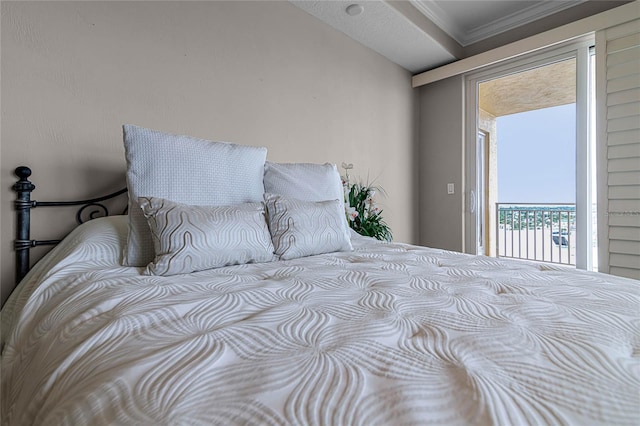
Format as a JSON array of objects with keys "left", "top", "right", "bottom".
[{"left": 496, "top": 203, "right": 576, "bottom": 266}]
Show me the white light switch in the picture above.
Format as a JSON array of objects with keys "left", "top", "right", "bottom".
[{"left": 447, "top": 183, "right": 455, "bottom": 195}]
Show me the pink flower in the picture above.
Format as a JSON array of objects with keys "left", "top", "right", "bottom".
[{"left": 346, "top": 206, "right": 359, "bottom": 221}]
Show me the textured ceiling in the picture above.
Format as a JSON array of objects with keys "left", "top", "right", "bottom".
[
  {"left": 290, "top": 0, "right": 457, "bottom": 72},
  {"left": 290, "top": 1, "right": 630, "bottom": 73}
]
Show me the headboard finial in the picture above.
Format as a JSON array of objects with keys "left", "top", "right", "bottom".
[
  {"left": 13, "top": 166, "right": 35, "bottom": 194},
  {"left": 15, "top": 166, "right": 32, "bottom": 179}
]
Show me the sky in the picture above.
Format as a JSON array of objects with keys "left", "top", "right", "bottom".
[{"left": 496, "top": 103, "right": 576, "bottom": 204}]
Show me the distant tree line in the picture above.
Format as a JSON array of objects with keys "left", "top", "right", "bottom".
[{"left": 498, "top": 205, "right": 576, "bottom": 231}]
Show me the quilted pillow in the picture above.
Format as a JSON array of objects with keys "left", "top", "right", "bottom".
[
  {"left": 264, "top": 193, "right": 352, "bottom": 260},
  {"left": 123, "top": 124, "right": 267, "bottom": 266},
  {"left": 138, "top": 197, "right": 276, "bottom": 276},
  {"left": 263, "top": 162, "right": 344, "bottom": 203}
]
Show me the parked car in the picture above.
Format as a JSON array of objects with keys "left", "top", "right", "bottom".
[{"left": 552, "top": 231, "right": 569, "bottom": 246}]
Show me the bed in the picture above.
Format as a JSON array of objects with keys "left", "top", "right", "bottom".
[{"left": 2, "top": 125, "right": 639, "bottom": 425}]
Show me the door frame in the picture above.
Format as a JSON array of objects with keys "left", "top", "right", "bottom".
[
  {"left": 476, "top": 130, "right": 489, "bottom": 255},
  {"left": 463, "top": 36, "right": 595, "bottom": 269}
]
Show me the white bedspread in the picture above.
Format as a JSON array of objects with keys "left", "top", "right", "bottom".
[{"left": 2, "top": 216, "right": 639, "bottom": 425}]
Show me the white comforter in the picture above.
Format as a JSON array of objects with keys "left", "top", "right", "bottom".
[{"left": 2, "top": 216, "right": 639, "bottom": 425}]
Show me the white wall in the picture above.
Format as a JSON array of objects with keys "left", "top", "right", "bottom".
[
  {"left": 417, "top": 76, "right": 465, "bottom": 251},
  {"left": 1, "top": 1, "right": 417, "bottom": 305}
]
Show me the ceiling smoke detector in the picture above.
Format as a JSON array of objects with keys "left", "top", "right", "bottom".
[{"left": 345, "top": 4, "right": 364, "bottom": 16}]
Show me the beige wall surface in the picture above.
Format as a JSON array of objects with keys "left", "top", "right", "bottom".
[
  {"left": 1, "top": 1, "right": 417, "bottom": 305},
  {"left": 417, "top": 76, "right": 465, "bottom": 252}
]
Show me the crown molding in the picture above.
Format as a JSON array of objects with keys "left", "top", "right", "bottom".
[
  {"left": 412, "top": 1, "right": 639, "bottom": 87},
  {"left": 464, "top": 1, "right": 587, "bottom": 45},
  {"left": 410, "top": 0, "right": 588, "bottom": 46}
]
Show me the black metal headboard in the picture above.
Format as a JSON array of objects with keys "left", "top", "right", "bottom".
[{"left": 13, "top": 166, "right": 128, "bottom": 285}]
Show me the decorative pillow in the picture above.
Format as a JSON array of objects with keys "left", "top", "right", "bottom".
[
  {"left": 263, "top": 162, "right": 344, "bottom": 203},
  {"left": 123, "top": 124, "right": 267, "bottom": 266},
  {"left": 138, "top": 197, "right": 276, "bottom": 276},
  {"left": 264, "top": 193, "right": 352, "bottom": 260}
]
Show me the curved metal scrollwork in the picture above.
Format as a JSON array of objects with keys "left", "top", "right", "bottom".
[
  {"left": 74, "top": 192, "right": 128, "bottom": 223},
  {"left": 77, "top": 203, "right": 109, "bottom": 223},
  {"left": 34, "top": 187, "right": 128, "bottom": 224},
  {"left": 12, "top": 166, "right": 128, "bottom": 285}
]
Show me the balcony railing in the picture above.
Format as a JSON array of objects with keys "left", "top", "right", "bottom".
[{"left": 496, "top": 203, "right": 576, "bottom": 266}]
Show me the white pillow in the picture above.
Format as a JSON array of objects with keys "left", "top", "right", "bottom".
[
  {"left": 264, "top": 193, "right": 352, "bottom": 260},
  {"left": 263, "top": 162, "right": 344, "bottom": 203},
  {"left": 123, "top": 124, "right": 267, "bottom": 266},
  {"left": 138, "top": 197, "right": 276, "bottom": 276}
]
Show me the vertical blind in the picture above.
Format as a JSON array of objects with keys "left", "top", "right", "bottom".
[{"left": 598, "top": 19, "right": 640, "bottom": 279}]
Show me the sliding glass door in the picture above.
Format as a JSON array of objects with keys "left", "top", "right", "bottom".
[{"left": 465, "top": 39, "right": 597, "bottom": 270}]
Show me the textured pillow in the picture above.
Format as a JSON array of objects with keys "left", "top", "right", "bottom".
[
  {"left": 138, "top": 197, "right": 276, "bottom": 276},
  {"left": 123, "top": 124, "right": 267, "bottom": 266},
  {"left": 263, "top": 162, "right": 344, "bottom": 203},
  {"left": 264, "top": 193, "right": 352, "bottom": 260}
]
